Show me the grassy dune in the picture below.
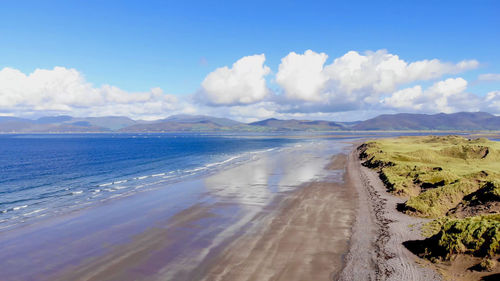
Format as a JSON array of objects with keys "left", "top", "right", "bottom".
[
  {"left": 359, "top": 136, "right": 500, "bottom": 218},
  {"left": 359, "top": 135, "right": 500, "bottom": 260},
  {"left": 423, "top": 214, "right": 500, "bottom": 259}
]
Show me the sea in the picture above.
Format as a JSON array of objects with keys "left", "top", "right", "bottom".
[{"left": 0, "top": 133, "right": 305, "bottom": 231}]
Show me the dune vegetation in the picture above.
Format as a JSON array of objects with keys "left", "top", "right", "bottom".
[{"left": 359, "top": 135, "right": 500, "bottom": 261}]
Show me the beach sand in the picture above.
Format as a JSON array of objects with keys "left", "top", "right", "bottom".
[{"left": 0, "top": 140, "right": 357, "bottom": 281}]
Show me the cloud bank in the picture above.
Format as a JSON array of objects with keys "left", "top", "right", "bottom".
[
  {"left": 1, "top": 49, "right": 498, "bottom": 121},
  {"left": 381, "top": 78, "right": 475, "bottom": 113},
  {"left": 0, "top": 67, "right": 179, "bottom": 119},
  {"left": 274, "top": 50, "right": 478, "bottom": 110}
]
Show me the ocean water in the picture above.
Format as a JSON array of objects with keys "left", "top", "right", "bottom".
[{"left": 0, "top": 134, "right": 302, "bottom": 231}]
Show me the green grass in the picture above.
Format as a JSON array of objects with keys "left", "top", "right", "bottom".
[
  {"left": 359, "top": 135, "right": 500, "bottom": 218},
  {"left": 420, "top": 214, "right": 500, "bottom": 260}
]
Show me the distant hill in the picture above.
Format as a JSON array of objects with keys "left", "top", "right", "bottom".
[
  {"left": 0, "top": 116, "right": 132, "bottom": 133},
  {"left": 249, "top": 118, "right": 345, "bottom": 131},
  {"left": 80, "top": 116, "right": 136, "bottom": 130},
  {"left": 119, "top": 115, "right": 264, "bottom": 132},
  {"left": 163, "top": 114, "right": 242, "bottom": 127},
  {"left": 1, "top": 112, "right": 499, "bottom": 133},
  {"left": 353, "top": 112, "right": 500, "bottom": 131},
  {"left": 35, "top": 115, "right": 73, "bottom": 124}
]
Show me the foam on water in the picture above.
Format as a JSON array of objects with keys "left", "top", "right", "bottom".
[{"left": 12, "top": 205, "right": 28, "bottom": 211}]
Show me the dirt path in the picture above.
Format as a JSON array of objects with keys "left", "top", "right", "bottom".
[{"left": 338, "top": 147, "right": 441, "bottom": 281}]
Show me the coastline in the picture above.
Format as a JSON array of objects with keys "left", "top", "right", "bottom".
[
  {"left": 0, "top": 140, "right": 448, "bottom": 280},
  {"left": 339, "top": 144, "right": 441, "bottom": 280}
]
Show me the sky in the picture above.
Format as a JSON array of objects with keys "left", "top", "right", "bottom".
[{"left": 1, "top": 0, "right": 499, "bottom": 121}]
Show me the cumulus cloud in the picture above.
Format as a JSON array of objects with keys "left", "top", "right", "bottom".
[
  {"left": 276, "top": 50, "right": 328, "bottom": 101},
  {"left": 0, "top": 66, "right": 179, "bottom": 119},
  {"left": 275, "top": 49, "right": 479, "bottom": 111},
  {"left": 201, "top": 54, "right": 271, "bottom": 105},
  {"left": 381, "top": 77, "right": 480, "bottom": 113},
  {"left": 478, "top": 73, "right": 500, "bottom": 81},
  {"left": 0, "top": 49, "right": 491, "bottom": 121}
]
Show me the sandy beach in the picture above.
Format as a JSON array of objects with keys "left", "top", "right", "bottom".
[
  {"left": 0, "top": 140, "right": 445, "bottom": 280},
  {"left": 0, "top": 139, "right": 357, "bottom": 280}
]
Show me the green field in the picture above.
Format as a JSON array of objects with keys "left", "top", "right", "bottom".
[{"left": 359, "top": 135, "right": 500, "bottom": 260}]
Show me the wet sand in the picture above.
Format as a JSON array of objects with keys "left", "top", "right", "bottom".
[
  {"left": 55, "top": 150, "right": 356, "bottom": 281},
  {"left": 199, "top": 154, "right": 356, "bottom": 281}
]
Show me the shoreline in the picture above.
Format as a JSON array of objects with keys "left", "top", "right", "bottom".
[
  {"left": 54, "top": 151, "right": 356, "bottom": 281},
  {"left": 0, "top": 141, "right": 447, "bottom": 280},
  {"left": 339, "top": 144, "right": 441, "bottom": 280}
]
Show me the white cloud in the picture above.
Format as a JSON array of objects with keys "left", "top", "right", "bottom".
[
  {"left": 478, "top": 73, "right": 500, "bottom": 81},
  {"left": 0, "top": 66, "right": 179, "bottom": 119},
  {"left": 275, "top": 49, "right": 479, "bottom": 110},
  {"left": 0, "top": 50, "right": 490, "bottom": 121},
  {"left": 201, "top": 54, "right": 270, "bottom": 105},
  {"left": 484, "top": 91, "right": 500, "bottom": 112},
  {"left": 381, "top": 77, "right": 478, "bottom": 113},
  {"left": 276, "top": 50, "right": 328, "bottom": 101}
]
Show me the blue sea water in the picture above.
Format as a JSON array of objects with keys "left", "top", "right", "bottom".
[{"left": 0, "top": 134, "right": 302, "bottom": 230}]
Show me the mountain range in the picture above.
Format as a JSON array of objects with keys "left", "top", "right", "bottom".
[{"left": 0, "top": 112, "right": 499, "bottom": 133}]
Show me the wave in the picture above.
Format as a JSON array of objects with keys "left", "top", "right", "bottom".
[
  {"left": 23, "top": 208, "right": 46, "bottom": 216},
  {"left": 93, "top": 147, "right": 278, "bottom": 194},
  {"left": 113, "top": 180, "right": 128, "bottom": 184},
  {"left": 12, "top": 205, "right": 28, "bottom": 211}
]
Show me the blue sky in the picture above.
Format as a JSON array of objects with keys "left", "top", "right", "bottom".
[{"left": 1, "top": 0, "right": 500, "bottom": 120}]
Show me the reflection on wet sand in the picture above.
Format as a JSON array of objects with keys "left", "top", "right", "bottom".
[{"left": 204, "top": 141, "right": 338, "bottom": 206}]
